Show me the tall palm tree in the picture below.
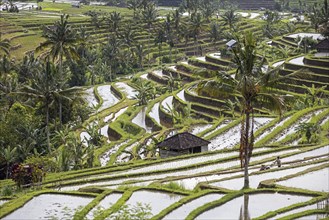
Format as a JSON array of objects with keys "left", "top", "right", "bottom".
[
  {"left": 197, "top": 32, "right": 287, "bottom": 188},
  {"left": 189, "top": 13, "right": 206, "bottom": 55},
  {"left": 19, "top": 61, "right": 81, "bottom": 151},
  {"left": 178, "top": 22, "right": 191, "bottom": 54},
  {"left": 209, "top": 22, "right": 222, "bottom": 44},
  {"left": 222, "top": 9, "right": 239, "bottom": 30},
  {"left": 19, "top": 61, "right": 56, "bottom": 152},
  {"left": 171, "top": 9, "right": 181, "bottom": 30},
  {"left": 119, "top": 24, "right": 136, "bottom": 48},
  {"left": 134, "top": 44, "right": 144, "bottom": 69},
  {"left": 36, "top": 14, "right": 79, "bottom": 73},
  {"left": 200, "top": 0, "right": 216, "bottom": 22},
  {"left": 164, "top": 14, "right": 175, "bottom": 61},
  {"left": 106, "top": 11, "right": 122, "bottom": 36},
  {"left": 142, "top": 3, "right": 157, "bottom": 66},
  {"left": 53, "top": 72, "right": 83, "bottom": 128},
  {"left": 154, "top": 29, "right": 166, "bottom": 65}
]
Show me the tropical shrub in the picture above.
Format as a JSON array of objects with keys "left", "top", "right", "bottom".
[{"left": 11, "top": 163, "right": 44, "bottom": 188}]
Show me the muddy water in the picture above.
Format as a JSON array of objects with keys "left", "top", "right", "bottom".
[
  {"left": 208, "top": 118, "right": 273, "bottom": 150},
  {"left": 289, "top": 56, "right": 305, "bottom": 65},
  {"left": 211, "top": 162, "right": 325, "bottom": 190},
  {"left": 278, "top": 166, "right": 329, "bottom": 192},
  {"left": 162, "top": 96, "right": 173, "bottom": 112},
  {"left": 3, "top": 194, "right": 93, "bottom": 220},
  {"left": 176, "top": 89, "right": 187, "bottom": 102},
  {"left": 255, "top": 116, "right": 291, "bottom": 143},
  {"left": 80, "top": 131, "right": 91, "bottom": 146},
  {"left": 196, "top": 57, "right": 206, "bottom": 62},
  {"left": 287, "top": 33, "right": 323, "bottom": 40},
  {"left": 149, "top": 103, "right": 160, "bottom": 125},
  {"left": 99, "top": 125, "right": 109, "bottom": 137},
  {"left": 112, "top": 107, "right": 128, "bottom": 121},
  {"left": 274, "top": 201, "right": 320, "bottom": 219},
  {"left": 190, "top": 124, "right": 213, "bottom": 135},
  {"left": 86, "top": 193, "right": 122, "bottom": 219},
  {"left": 272, "top": 60, "right": 285, "bottom": 67},
  {"left": 123, "top": 190, "right": 183, "bottom": 216},
  {"left": 273, "top": 109, "right": 324, "bottom": 143},
  {"left": 84, "top": 87, "right": 98, "bottom": 109},
  {"left": 282, "top": 145, "right": 329, "bottom": 162},
  {"left": 115, "top": 82, "right": 137, "bottom": 99},
  {"left": 153, "top": 70, "right": 164, "bottom": 77},
  {"left": 164, "top": 194, "right": 224, "bottom": 219},
  {"left": 97, "top": 85, "right": 119, "bottom": 112},
  {"left": 196, "top": 193, "right": 311, "bottom": 220},
  {"left": 100, "top": 140, "right": 131, "bottom": 166},
  {"left": 132, "top": 107, "right": 153, "bottom": 133}
]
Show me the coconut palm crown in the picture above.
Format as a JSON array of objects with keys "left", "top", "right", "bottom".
[
  {"left": 197, "top": 31, "right": 291, "bottom": 188},
  {"left": 36, "top": 14, "right": 79, "bottom": 68}
]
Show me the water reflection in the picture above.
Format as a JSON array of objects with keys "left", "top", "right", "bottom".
[{"left": 239, "top": 194, "right": 250, "bottom": 220}]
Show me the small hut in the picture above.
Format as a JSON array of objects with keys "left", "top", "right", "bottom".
[
  {"left": 156, "top": 132, "right": 210, "bottom": 158},
  {"left": 314, "top": 39, "right": 329, "bottom": 53},
  {"left": 226, "top": 39, "right": 237, "bottom": 50}
]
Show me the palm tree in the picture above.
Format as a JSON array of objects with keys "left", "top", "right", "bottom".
[
  {"left": 120, "top": 24, "right": 136, "bottom": 48},
  {"left": 197, "top": 32, "right": 288, "bottom": 188},
  {"left": 106, "top": 11, "right": 122, "bottom": 36},
  {"left": 134, "top": 44, "right": 145, "bottom": 69},
  {"left": 127, "top": 0, "right": 141, "bottom": 19},
  {"left": 154, "top": 29, "right": 166, "bottom": 65},
  {"left": 1, "top": 146, "right": 17, "bottom": 179},
  {"left": 133, "top": 79, "right": 154, "bottom": 105},
  {"left": 164, "top": 14, "right": 175, "bottom": 62},
  {"left": 0, "top": 33, "right": 10, "bottom": 56},
  {"left": 53, "top": 73, "right": 83, "bottom": 128},
  {"left": 177, "top": 22, "right": 191, "bottom": 54},
  {"left": 36, "top": 14, "right": 79, "bottom": 73},
  {"left": 222, "top": 9, "right": 239, "bottom": 30},
  {"left": 209, "top": 22, "right": 222, "bottom": 44},
  {"left": 163, "top": 72, "right": 181, "bottom": 92},
  {"left": 200, "top": 0, "right": 216, "bottom": 22},
  {"left": 171, "top": 9, "right": 181, "bottom": 30},
  {"left": 142, "top": 3, "right": 157, "bottom": 66},
  {"left": 19, "top": 61, "right": 57, "bottom": 152},
  {"left": 189, "top": 13, "right": 206, "bottom": 55},
  {"left": 18, "top": 61, "right": 81, "bottom": 152}
]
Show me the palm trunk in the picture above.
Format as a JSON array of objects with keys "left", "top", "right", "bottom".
[
  {"left": 148, "top": 25, "right": 151, "bottom": 66},
  {"left": 46, "top": 102, "right": 51, "bottom": 153},
  {"left": 59, "top": 54, "right": 63, "bottom": 128},
  {"left": 243, "top": 103, "right": 251, "bottom": 189},
  {"left": 59, "top": 100, "right": 62, "bottom": 129}
]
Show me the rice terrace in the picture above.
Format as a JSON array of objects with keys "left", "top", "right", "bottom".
[{"left": 0, "top": 0, "right": 329, "bottom": 219}]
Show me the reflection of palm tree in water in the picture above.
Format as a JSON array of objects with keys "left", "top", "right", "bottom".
[{"left": 239, "top": 194, "right": 250, "bottom": 220}]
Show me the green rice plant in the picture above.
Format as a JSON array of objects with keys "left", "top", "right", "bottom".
[{"left": 163, "top": 181, "right": 186, "bottom": 191}]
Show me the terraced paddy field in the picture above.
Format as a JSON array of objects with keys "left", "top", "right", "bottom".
[{"left": 0, "top": 2, "right": 329, "bottom": 220}]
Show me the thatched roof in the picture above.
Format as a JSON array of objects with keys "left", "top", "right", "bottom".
[{"left": 156, "top": 132, "right": 210, "bottom": 150}]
